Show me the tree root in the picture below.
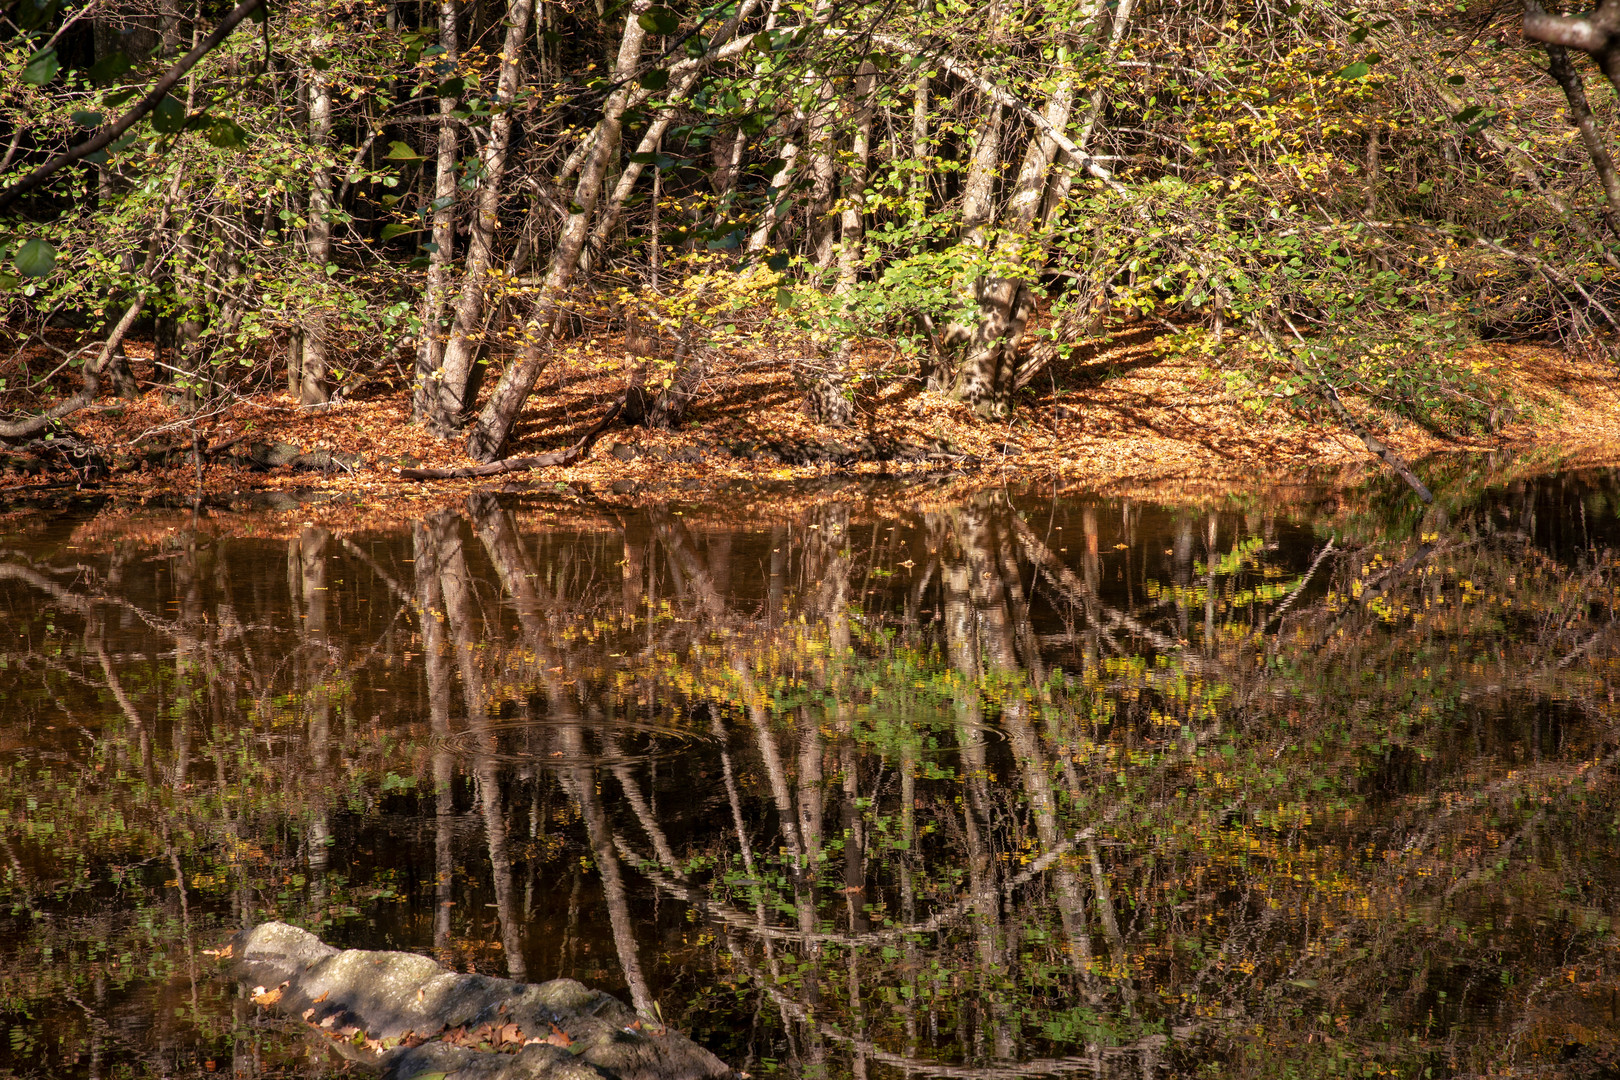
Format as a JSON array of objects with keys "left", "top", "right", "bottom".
[{"left": 400, "top": 398, "right": 623, "bottom": 480}]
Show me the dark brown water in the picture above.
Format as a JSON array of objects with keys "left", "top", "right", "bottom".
[{"left": 3, "top": 463, "right": 1620, "bottom": 1079}]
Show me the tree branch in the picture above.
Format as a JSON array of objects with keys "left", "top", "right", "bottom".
[{"left": 0, "top": 0, "right": 264, "bottom": 212}]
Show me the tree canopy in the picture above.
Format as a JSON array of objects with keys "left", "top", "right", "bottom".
[{"left": 2, "top": 0, "right": 1619, "bottom": 466}]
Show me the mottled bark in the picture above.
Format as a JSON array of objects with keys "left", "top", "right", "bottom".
[
  {"left": 413, "top": 0, "right": 461, "bottom": 430},
  {"left": 464, "top": 4, "right": 649, "bottom": 462},
  {"left": 434, "top": 0, "right": 537, "bottom": 423}
]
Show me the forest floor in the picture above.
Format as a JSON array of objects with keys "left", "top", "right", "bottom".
[{"left": 4, "top": 325, "right": 1620, "bottom": 511}]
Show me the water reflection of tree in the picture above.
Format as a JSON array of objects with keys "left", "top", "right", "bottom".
[{"left": 2, "top": 472, "right": 1620, "bottom": 1078}]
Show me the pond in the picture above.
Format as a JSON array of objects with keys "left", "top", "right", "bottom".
[{"left": 2, "top": 461, "right": 1619, "bottom": 1079}]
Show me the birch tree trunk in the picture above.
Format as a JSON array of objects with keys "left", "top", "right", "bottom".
[
  {"left": 804, "top": 60, "right": 874, "bottom": 427},
  {"left": 926, "top": 101, "right": 1002, "bottom": 387},
  {"left": 413, "top": 0, "right": 461, "bottom": 429},
  {"left": 465, "top": 1, "right": 649, "bottom": 462},
  {"left": 300, "top": 40, "right": 334, "bottom": 406},
  {"left": 952, "top": 72, "right": 1074, "bottom": 416},
  {"left": 432, "top": 0, "right": 536, "bottom": 424},
  {"left": 747, "top": 137, "right": 800, "bottom": 252}
]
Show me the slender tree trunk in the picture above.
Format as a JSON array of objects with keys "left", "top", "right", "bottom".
[
  {"left": 413, "top": 0, "right": 461, "bottom": 429},
  {"left": 748, "top": 137, "right": 800, "bottom": 252},
  {"left": 954, "top": 74, "right": 1075, "bottom": 416},
  {"left": 434, "top": 0, "right": 537, "bottom": 422},
  {"left": 465, "top": 4, "right": 649, "bottom": 462},
  {"left": 926, "top": 101, "right": 1003, "bottom": 386},
  {"left": 910, "top": 68, "right": 929, "bottom": 217},
  {"left": 805, "top": 61, "right": 875, "bottom": 427},
  {"left": 301, "top": 43, "right": 334, "bottom": 406},
  {"left": 805, "top": 102, "right": 838, "bottom": 268}
]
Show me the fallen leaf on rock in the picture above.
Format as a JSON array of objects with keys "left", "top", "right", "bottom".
[
  {"left": 544, "top": 1023, "right": 572, "bottom": 1048},
  {"left": 251, "top": 984, "right": 285, "bottom": 1006},
  {"left": 202, "top": 944, "right": 233, "bottom": 959},
  {"left": 311, "top": 990, "right": 329, "bottom": 1004}
]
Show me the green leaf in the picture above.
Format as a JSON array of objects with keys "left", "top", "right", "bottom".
[
  {"left": 637, "top": 68, "right": 670, "bottom": 91},
  {"left": 89, "top": 50, "right": 131, "bottom": 85},
  {"left": 1336, "top": 61, "right": 1369, "bottom": 80},
  {"left": 1451, "top": 104, "right": 1482, "bottom": 124},
  {"left": 637, "top": 6, "right": 679, "bottom": 33},
  {"left": 151, "top": 94, "right": 186, "bottom": 134},
  {"left": 386, "top": 140, "right": 425, "bottom": 160},
  {"left": 380, "top": 223, "right": 415, "bottom": 242},
  {"left": 23, "top": 48, "right": 61, "bottom": 86},
  {"left": 435, "top": 76, "right": 464, "bottom": 98},
  {"left": 15, "top": 239, "right": 57, "bottom": 278},
  {"left": 71, "top": 110, "right": 104, "bottom": 128},
  {"left": 775, "top": 287, "right": 795, "bottom": 308},
  {"left": 202, "top": 117, "right": 250, "bottom": 148},
  {"left": 1446, "top": 74, "right": 1466, "bottom": 85}
]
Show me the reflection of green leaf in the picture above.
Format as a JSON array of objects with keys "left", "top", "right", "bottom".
[
  {"left": 23, "top": 48, "right": 61, "bottom": 86},
  {"left": 15, "top": 239, "right": 57, "bottom": 278}
]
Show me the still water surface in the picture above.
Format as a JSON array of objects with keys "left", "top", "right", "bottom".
[{"left": 3, "top": 465, "right": 1619, "bottom": 1079}]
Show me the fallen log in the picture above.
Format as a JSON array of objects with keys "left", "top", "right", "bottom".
[{"left": 229, "top": 921, "right": 733, "bottom": 1080}]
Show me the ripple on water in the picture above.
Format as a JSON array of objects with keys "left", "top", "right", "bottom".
[{"left": 427, "top": 715, "right": 722, "bottom": 768}]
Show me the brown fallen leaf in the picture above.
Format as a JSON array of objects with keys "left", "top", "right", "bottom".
[
  {"left": 251, "top": 984, "right": 285, "bottom": 1006},
  {"left": 544, "top": 1023, "right": 573, "bottom": 1048},
  {"left": 201, "top": 944, "right": 234, "bottom": 959},
  {"left": 495, "top": 1022, "right": 523, "bottom": 1045},
  {"left": 319, "top": 1014, "right": 337, "bottom": 1029},
  {"left": 311, "top": 990, "right": 330, "bottom": 1004},
  {"left": 302, "top": 1008, "right": 316, "bottom": 1021}
]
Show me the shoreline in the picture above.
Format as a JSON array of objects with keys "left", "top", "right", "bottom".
[{"left": 4, "top": 333, "right": 1620, "bottom": 506}]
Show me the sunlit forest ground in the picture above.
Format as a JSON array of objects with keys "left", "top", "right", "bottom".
[{"left": 4, "top": 324, "right": 1620, "bottom": 500}]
